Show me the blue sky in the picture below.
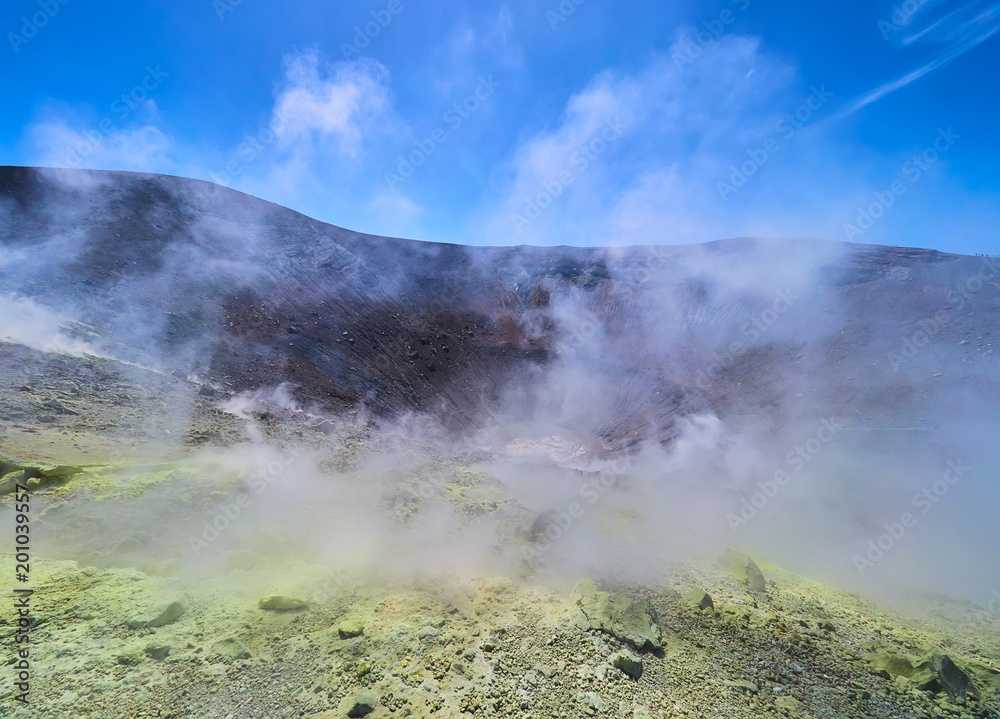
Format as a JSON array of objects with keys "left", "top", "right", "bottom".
[{"left": 2, "top": 0, "right": 999, "bottom": 253}]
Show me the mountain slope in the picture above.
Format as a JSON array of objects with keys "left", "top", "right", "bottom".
[{"left": 1, "top": 166, "right": 998, "bottom": 453}]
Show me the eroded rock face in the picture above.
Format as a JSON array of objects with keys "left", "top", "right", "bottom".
[
  {"left": 568, "top": 578, "right": 662, "bottom": 652},
  {"left": 922, "top": 654, "right": 979, "bottom": 703},
  {"left": 0, "top": 470, "right": 27, "bottom": 496},
  {"left": 0, "top": 452, "right": 84, "bottom": 494}
]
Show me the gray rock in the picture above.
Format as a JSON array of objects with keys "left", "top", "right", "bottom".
[
  {"left": 683, "top": 589, "right": 714, "bottom": 612},
  {"left": 43, "top": 398, "right": 79, "bottom": 415},
  {"left": 212, "top": 637, "right": 251, "bottom": 660},
  {"left": 919, "top": 653, "right": 978, "bottom": 704},
  {"left": 337, "top": 619, "right": 365, "bottom": 638},
  {"left": 775, "top": 695, "right": 804, "bottom": 713},
  {"left": 864, "top": 650, "right": 978, "bottom": 704},
  {"left": 719, "top": 549, "right": 766, "bottom": 592},
  {"left": 144, "top": 644, "right": 171, "bottom": 661},
  {"left": 145, "top": 600, "right": 188, "bottom": 628},
  {"left": 576, "top": 692, "right": 604, "bottom": 715},
  {"left": 346, "top": 692, "right": 378, "bottom": 717},
  {"left": 724, "top": 679, "right": 760, "bottom": 694},
  {"left": 257, "top": 595, "right": 308, "bottom": 611},
  {"left": 569, "top": 579, "right": 662, "bottom": 652},
  {"left": 611, "top": 650, "right": 643, "bottom": 679}
]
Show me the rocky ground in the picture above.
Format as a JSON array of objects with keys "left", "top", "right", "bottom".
[
  {"left": 0, "top": 341, "right": 251, "bottom": 466},
  {"left": 1, "top": 397, "right": 999, "bottom": 719},
  {"left": 1, "top": 544, "right": 999, "bottom": 719}
]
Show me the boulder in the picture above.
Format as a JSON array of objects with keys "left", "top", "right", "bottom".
[
  {"left": 576, "top": 692, "right": 604, "bottom": 715},
  {"left": 611, "top": 650, "right": 643, "bottom": 679},
  {"left": 916, "top": 653, "right": 978, "bottom": 704},
  {"left": 569, "top": 579, "right": 662, "bottom": 652},
  {"left": 213, "top": 637, "right": 251, "bottom": 660},
  {"left": 345, "top": 692, "right": 378, "bottom": 717},
  {"left": 144, "top": 644, "right": 171, "bottom": 661},
  {"left": 683, "top": 589, "right": 714, "bottom": 612},
  {"left": 337, "top": 619, "right": 365, "bottom": 639},
  {"left": 130, "top": 599, "right": 188, "bottom": 629},
  {"left": 864, "top": 650, "right": 919, "bottom": 678},
  {"left": 775, "top": 696, "right": 805, "bottom": 713},
  {"left": 865, "top": 649, "right": 978, "bottom": 704},
  {"left": 145, "top": 600, "right": 188, "bottom": 628},
  {"left": 719, "top": 550, "right": 766, "bottom": 592},
  {"left": 257, "top": 595, "right": 308, "bottom": 611},
  {"left": 116, "top": 652, "right": 143, "bottom": 667},
  {"left": 723, "top": 680, "right": 760, "bottom": 694}
]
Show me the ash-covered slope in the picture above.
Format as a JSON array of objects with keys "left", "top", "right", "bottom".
[{"left": 1, "top": 166, "right": 998, "bottom": 451}]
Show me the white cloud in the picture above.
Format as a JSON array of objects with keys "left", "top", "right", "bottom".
[
  {"left": 271, "top": 50, "right": 393, "bottom": 157},
  {"left": 31, "top": 119, "right": 176, "bottom": 174},
  {"left": 473, "top": 28, "right": 994, "bottom": 249},
  {"left": 477, "top": 33, "right": 804, "bottom": 246},
  {"left": 208, "top": 50, "right": 401, "bottom": 225}
]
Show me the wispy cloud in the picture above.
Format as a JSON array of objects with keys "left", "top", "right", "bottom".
[{"left": 833, "top": 0, "right": 1000, "bottom": 120}]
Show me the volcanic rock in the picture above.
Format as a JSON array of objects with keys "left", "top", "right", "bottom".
[{"left": 569, "top": 578, "right": 662, "bottom": 652}]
